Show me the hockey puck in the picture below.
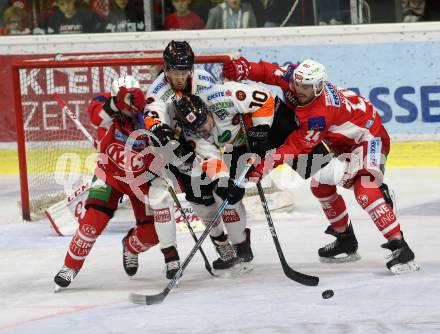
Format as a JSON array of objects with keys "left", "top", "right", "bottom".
[{"left": 322, "top": 289, "right": 334, "bottom": 299}]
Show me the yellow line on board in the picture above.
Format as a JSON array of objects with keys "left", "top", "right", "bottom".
[
  {"left": 0, "top": 150, "right": 19, "bottom": 174},
  {"left": 387, "top": 141, "right": 440, "bottom": 168},
  {"left": 0, "top": 141, "right": 438, "bottom": 174}
]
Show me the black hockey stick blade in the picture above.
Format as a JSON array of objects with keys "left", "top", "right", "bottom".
[
  {"left": 206, "top": 262, "right": 218, "bottom": 277},
  {"left": 129, "top": 287, "right": 170, "bottom": 305},
  {"left": 281, "top": 259, "right": 319, "bottom": 286}
]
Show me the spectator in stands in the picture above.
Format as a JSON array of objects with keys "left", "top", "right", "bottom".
[
  {"left": 46, "top": 0, "right": 104, "bottom": 34},
  {"left": 2, "top": 0, "right": 31, "bottom": 34},
  {"left": 401, "top": 0, "right": 425, "bottom": 22},
  {"left": 164, "top": 0, "right": 204, "bottom": 30},
  {"left": 319, "top": 0, "right": 342, "bottom": 25},
  {"left": 0, "top": 0, "right": 8, "bottom": 27},
  {"left": 189, "top": 0, "right": 221, "bottom": 19},
  {"left": 250, "top": 0, "right": 286, "bottom": 27},
  {"left": 105, "top": 0, "right": 145, "bottom": 32},
  {"left": 205, "top": 0, "right": 257, "bottom": 29}
]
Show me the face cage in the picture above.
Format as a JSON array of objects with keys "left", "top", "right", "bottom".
[
  {"left": 290, "top": 78, "right": 325, "bottom": 97},
  {"left": 313, "top": 80, "right": 325, "bottom": 96}
]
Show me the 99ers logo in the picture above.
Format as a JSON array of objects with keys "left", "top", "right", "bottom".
[
  {"left": 106, "top": 143, "right": 146, "bottom": 173},
  {"left": 294, "top": 73, "right": 303, "bottom": 81}
]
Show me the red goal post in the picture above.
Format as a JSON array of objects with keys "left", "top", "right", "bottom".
[{"left": 13, "top": 52, "right": 231, "bottom": 221}]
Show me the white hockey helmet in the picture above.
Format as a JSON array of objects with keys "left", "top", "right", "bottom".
[
  {"left": 110, "top": 75, "right": 140, "bottom": 96},
  {"left": 293, "top": 59, "right": 327, "bottom": 96}
]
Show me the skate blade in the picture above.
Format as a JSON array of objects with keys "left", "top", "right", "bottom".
[
  {"left": 390, "top": 261, "right": 420, "bottom": 274},
  {"left": 223, "top": 262, "right": 254, "bottom": 278},
  {"left": 319, "top": 252, "right": 362, "bottom": 263},
  {"left": 54, "top": 284, "right": 64, "bottom": 293}
]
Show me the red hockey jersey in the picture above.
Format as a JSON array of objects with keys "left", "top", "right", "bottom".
[
  {"left": 273, "top": 82, "right": 390, "bottom": 164},
  {"left": 248, "top": 60, "right": 298, "bottom": 109},
  {"left": 88, "top": 93, "right": 153, "bottom": 195}
]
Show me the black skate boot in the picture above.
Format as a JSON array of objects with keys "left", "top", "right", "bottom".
[
  {"left": 122, "top": 228, "right": 138, "bottom": 277},
  {"left": 318, "top": 223, "right": 361, "bottom": 263},
  {"left": 381, "top": 232, "right": 420, "bottom": 274},
  {"left": 54, "top": 265, "right": 78, "bottom": 292},
  {"left": 210, "top": 233, "right": 240, "bottom": 270},
  {"left": 161, "top": 246, "right": 181, "bottom": 280},
  {"left": 234, "top": 228, "right": 254, "bottom": 262},
  {"left": 380, "top": 183, "right": 395, "bottom": 209}
]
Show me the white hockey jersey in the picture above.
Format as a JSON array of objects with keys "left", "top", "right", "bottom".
[
  {"left": 181, "top": 81, "right": 276, "bottom": 179},
  {"left": 145, "top": 69, "right": 216, "bottom": 129}
]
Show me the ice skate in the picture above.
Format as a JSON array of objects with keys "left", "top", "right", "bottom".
[
  {"left": 122, "top": 228, "right": 138, "bottom": 277},
  {"left": 229, "top": 228, "right": 254, "bottom": 276},
  {"left": 54, "top": 265, "right": 78, "bottom": 292},
  {"left": 161, "top": 246, "right": 181, "bottom": 280},
  {"left": 210, "top": 233, "right": 241, "bottom": 270},
  {"left": 319, "top": 223, "right": 361, "bottom": 263},
  {"left": 381, "top": 233, "right": 420, "bottom": 274},
  {"left": 165, "top": 260, "right": 181, "bottom": 280}
]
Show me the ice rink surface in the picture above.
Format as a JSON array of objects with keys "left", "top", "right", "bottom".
[{"left": 0, "top": 168, "right": 439, "bottom": 334}]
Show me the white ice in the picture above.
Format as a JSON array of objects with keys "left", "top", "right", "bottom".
[{"left": 0, "top": 168, "right": 439, "bottom": 334}]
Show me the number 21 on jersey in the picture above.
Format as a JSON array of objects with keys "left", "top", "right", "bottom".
[{"left": 305, "top": 130, "right": 320, "bottom": 142}]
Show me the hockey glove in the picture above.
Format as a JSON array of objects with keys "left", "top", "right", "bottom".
[
  {"left": 115, "top": 87, "right": 146, "bottom": 113},
  {"left": 150, "top": 123, "right": 175, "bottom": 147},
  {"left": 222, "top": 57, "right": 251, "bottom": 81},
  {"left": 247, "top": 160, "right": 266, "bottom": 182},
  {"left": 174, "top": 139, "right": 195, "bottom": 160},
  {"left": 247, "top": 124, "right": 271, "bottom": 157},
  {"left": 102, "top": 97, "right": 121, "bottom": 119},
  {"left": 214, "top": 177, "right": 245, "bottom": 205}
]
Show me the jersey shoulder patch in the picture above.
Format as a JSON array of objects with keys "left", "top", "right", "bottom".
[
  {"left": 195, "top": 69, "right": 217, "bottom": 85},
  {"left": 149, "top": 74, "right": 168, "bottom": 95},
  {"left": 324, "top": 82, "right": 340, "bottom": 107}
]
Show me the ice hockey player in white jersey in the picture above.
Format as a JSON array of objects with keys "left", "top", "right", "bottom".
[
  {"left": 170, "top": 81, "right": 282, "bottom": 267},
  {"left": 124, "top": 40, "right": 245, "bottom": 272}
]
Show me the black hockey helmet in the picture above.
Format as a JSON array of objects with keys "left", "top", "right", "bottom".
[
  {"left": 173, "top": 94, "right": 209, "bottom": 132},
  {"left": 163, "top": 40, "right": 195, "bottom": 71}
]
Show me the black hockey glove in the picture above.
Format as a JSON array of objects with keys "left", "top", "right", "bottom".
[
  {"left": 214, "top": 177, "right": 245, "bottom": 205},
  {"left": 150, "top": 123, "right": 175, "bottom": 147},
  {"left": 102, "top": 97, "right": 121, "bottom": 119},
  {"left": 174, "top": 139, "right": 195, "bottom": 160},
  {"left": 247, "top": 124, "right": 271, "bottom": 157}
]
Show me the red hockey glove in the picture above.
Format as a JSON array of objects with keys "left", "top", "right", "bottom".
[
  {"left": 115, "top": 87, "right": 146, "bottom": 113},
  {"left": 247, "top": 159, "right": 266, "bottom": 182},
  {"left": 222, "top": 57, "right": 251, "bottom": 81}
]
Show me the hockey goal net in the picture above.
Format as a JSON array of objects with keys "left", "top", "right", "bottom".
[{"left": 13, "top": 51, "right": 293, "bottom": 221}]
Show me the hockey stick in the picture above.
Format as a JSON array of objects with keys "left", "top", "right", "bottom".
[
  {"left": 53, "top": 93, "right": 97, "bottom": 148},
  {"left": 53, "top": 93, "right": 215, "bottom": 277},
  {"left": 129, "top": 158, "right": 255, "bottom": 305},
  {"left": 239, "top": 114, "right": 319, "bottom": 286},
  {"left": 140, "top": 128, "right": 216, "bottom": 277}
]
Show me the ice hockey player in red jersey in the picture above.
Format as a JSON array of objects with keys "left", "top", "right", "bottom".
[
  {"left": 54, "top": 76, "right": 166, "bottom": 290},
  {"left": 244, "top": 59, "right": 419, "bottom": 274}
]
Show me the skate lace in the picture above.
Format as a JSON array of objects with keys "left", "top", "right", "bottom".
[
  {"left": 216, "top": 242, "right": 236, "bottom": 261},
  {"left": 324, "top": 240, "right": 337, "bottom": 252},
  {"left": 124, "top": 249, "right": 138, "bottom": 268},
  {"left": 385, "top": 248, "right": 402, "bottom": 260},
  {"left": 58, "top": 266, "right": 77, "bottom": 282},
  {"left": 166, "top": 260, "right": 180, "bottom": 271}
]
